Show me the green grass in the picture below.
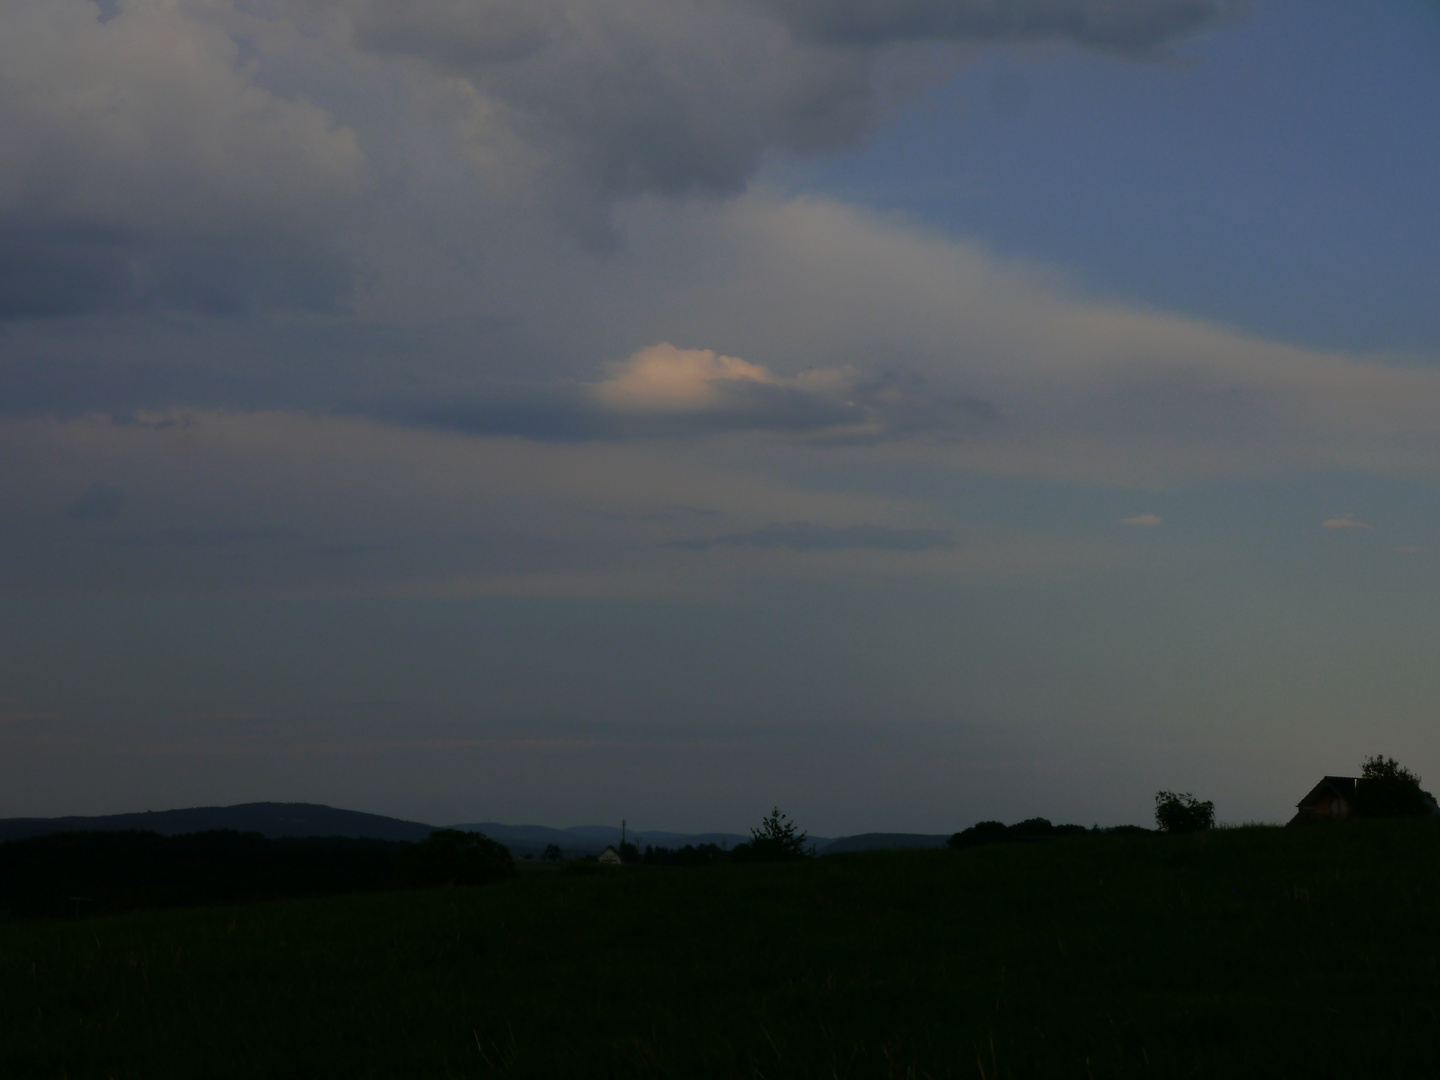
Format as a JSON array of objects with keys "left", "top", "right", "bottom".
[{"left": 4, "top": 821, "right": 1440, "bottom": 1078}]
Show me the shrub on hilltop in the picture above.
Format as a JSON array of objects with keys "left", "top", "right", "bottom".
[
  {"left": 1154, "top": 792, "right": 1215, "bottom": 833},
  {"left": 947, "top": 818, "right": 1088, "bottom": 849},
  {"left": 1353, "top": 756, "right": 1438, "bottom": 818}
]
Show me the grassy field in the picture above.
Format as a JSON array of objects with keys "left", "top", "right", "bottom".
[{"left": 3, "top": 821, "right": 1439, "bottom": 1078}]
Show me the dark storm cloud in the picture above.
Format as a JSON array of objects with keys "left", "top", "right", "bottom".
[
  {"left": 0, "top": 0, "right": 1237, "bottom": 329},
  {"left": 668, "top": 521, "right": 957, "bottom": 552},
  {"left": 0, "top": 0, "right": 363, "bottom": 321},
  {"left": 0, "top": 233, "right": 354, "bottom": 323},
  {"left": 756, "top": 0, "right": 1235, "bottom": 51},
  {"left": 338, "top": 0, "right": 1234, "bottom": 233},
  {"left": 827, "top": 372, "right": 999, "bottom": 443},
  {"left": 348, "top": 0, "right": 555, "bottom": 66},
  {"left": 0, "top": 339, "right": 315, "bottom": 422},
  {"left": 0, "top": 233, "right": 130, "bottom": 320},
  {"left": 339, "top": 0, "right": 877, "bottom": 227}
]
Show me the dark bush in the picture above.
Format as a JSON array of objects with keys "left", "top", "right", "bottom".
[
  {"left": 1353, "top": 756, "right": 1438, "bottom": 818},
  {"left": 1011, "top": 818, "right": 1087, "bottom": 842},
  {"left": 1154, "top": 792, "right": 1215, "bottom": 833},
  {"left": 395, "top": 829, "right": 515, "bottom": 888},
  {"left": 948, "top": 818, "right": 1090, "bottom": 849},
  {"left": 948, "top": 821, "right": 1010, "bottom": 849}
]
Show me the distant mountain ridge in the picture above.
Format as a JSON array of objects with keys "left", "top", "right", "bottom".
[
  {"left": 0, "top": 803, "right": 436, "bottom": 844},
  {"left": 0, "top": 803, "right": 943, "bottom": 856}
]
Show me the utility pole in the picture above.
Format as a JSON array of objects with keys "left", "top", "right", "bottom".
[{"left": 622, "top": 819, "right": 627, "bottom": 848}]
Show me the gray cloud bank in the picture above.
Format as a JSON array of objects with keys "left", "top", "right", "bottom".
[
  {"left": 0, "top": 0, "right": 363, "bottom": 318},
  {"left": 343, "top": 0, "right": 1229, "bottom": 201},
  {"left": 0, "top": 0, "right": 1231, "bottom": 321},
  {"left": 11, "top": 0, "right": 1440, "bottom": 605}
]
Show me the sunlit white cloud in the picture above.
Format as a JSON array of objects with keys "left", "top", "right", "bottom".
[{"left": 595, "top": 344, "right": 804, "bottom": 411}]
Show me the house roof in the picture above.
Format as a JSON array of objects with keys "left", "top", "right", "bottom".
[{"left": 1296, "top": 776, "right": 1358, "bottom": 809}]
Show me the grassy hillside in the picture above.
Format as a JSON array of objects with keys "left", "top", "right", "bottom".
[{"left": 4, "top": 821, "right": 1439, "bottom": 1078}]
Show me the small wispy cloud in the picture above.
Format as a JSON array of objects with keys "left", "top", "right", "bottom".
[
  {"left": 1322, "top": 515, "right": 1372, "bottom": 531},
  {"left": 1122, "top": 514, "right": 1162, "bottom": 527}
]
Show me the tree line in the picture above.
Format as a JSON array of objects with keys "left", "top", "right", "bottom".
[{"left": 0, "top": 827, "right": 515, "bottom": 922}]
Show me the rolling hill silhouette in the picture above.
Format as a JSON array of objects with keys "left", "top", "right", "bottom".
[
  {"left": 1, "top": 804, "right": 942, "bottom": 856},
  {"left": 0, "top": 803, "right": 436, "bottom": 844}
]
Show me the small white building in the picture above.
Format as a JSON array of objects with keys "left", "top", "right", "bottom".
[{"left": 598, "top": 845, "right": 623, "bottom": 865}]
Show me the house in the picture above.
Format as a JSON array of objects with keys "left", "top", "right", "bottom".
[
  {"left": 1288, "top": 776, "right": 1358, "bottom": 825},
  {"left": 597, "top": 845, "right": 623, "bottom": 865}
]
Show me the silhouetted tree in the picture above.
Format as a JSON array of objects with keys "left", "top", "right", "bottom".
[
  {"left": 1154, "top": 791, "right": 1215, "bottom": 833},
  {"left": 1353, "top": 756, "right": 1437, "bottom": 818},
  {"left": 541, "top": 844, "right": 562, "bottom": 862},
  {"left": 736, "top": 807, "right": 809, "bottom": 862}
]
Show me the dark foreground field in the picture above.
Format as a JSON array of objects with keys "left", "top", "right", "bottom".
[{"left": 4, "top": 821, "right": 1439, "bottom": 1078}]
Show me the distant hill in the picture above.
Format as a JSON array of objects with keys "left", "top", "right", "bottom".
[
  {"left": 0, "top": 803, "right": 437, "bottom": 844},
  {"left": 818, "top": 833, "right": 952, "bottom": 856},
  {"left": 0, "top": 805, "right": 944, "bottom": 857}
]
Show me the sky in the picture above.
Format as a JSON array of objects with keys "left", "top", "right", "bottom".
[{"left": 2, "top": 0, "right": 1438, "bottom": 834}]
